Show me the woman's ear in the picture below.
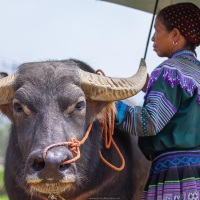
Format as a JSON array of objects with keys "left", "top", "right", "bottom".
[{"left": 171, "top": 28, "right": 181, "bottom": 42}]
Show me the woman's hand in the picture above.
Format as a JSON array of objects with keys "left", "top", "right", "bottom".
[{"left": 115, "top": 101, "right": 127, "bottom": 125}]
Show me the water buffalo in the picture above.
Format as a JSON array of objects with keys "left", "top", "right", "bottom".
[{"left": 0, "top": 59, "right": 150, "bottom": 200}]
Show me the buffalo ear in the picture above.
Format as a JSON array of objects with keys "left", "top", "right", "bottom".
[
  {"left": 0, "top": 72, "right": 13, "bottom": 122},
  {"left": 86, "top": 100, "right": 115, "bottom": 123}
]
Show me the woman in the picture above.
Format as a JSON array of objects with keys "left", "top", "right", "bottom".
[{"left": 115, "top": 2, "right": 200, "bottom": 200}]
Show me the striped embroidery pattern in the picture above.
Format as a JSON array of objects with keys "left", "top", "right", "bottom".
[
  {"left": 145, "top": 91, "right": 177, "bottom": 133},
  {"left": 121, "top": 91, "right": 176, "bottom": 136},
  {"left": 121, "top": 106, "right": 135, "bottom": 135}
]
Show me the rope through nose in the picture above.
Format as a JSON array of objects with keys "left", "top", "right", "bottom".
[{"left": 43, "top": 122, "right": 93, "bottom": 165}]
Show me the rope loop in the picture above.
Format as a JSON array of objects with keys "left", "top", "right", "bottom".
[
  {"left": 99, "top": 109, "right": 125, "bottom": 171},
  {"left": 96, "top": 69, "right": 125, "bottom": 171}
]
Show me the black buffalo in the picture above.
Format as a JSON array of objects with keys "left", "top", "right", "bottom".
[{"left": 0, "top": 59, "right": 150, "bottom": 200}]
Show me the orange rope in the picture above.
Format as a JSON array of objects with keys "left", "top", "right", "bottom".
[
  {"left": 99, "top": 109, "right": 125, "bottom": 171},
  {"left": 95, "top": 69, "right": 105, "bottom": 76},
  {"left": 43, "top": 112, "right": 125, "bottom": 171}
]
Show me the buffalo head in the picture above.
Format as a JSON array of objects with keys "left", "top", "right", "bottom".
[{"left": 0, "top": 59, "right": 147, "bottom": 199}]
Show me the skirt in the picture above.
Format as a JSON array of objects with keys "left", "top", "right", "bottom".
[{"left": 142, "top": 149, "right": 200, "bottom": 200}]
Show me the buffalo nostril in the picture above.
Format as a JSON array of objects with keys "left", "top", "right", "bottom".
[
  {"left": 32, "top": 159, "right": 45, "bottom": 171},
  {"left": 59, "top": 163, "right": 70, "bottom": 171}
]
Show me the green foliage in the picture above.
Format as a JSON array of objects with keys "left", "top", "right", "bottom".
[
  {"left": 0, "top": 196, "right": 8, "bottom": 200},
  {"left": 0, "top": 170, "right": 8, "bottom": 200},
  {"left": 0, "top": 195, "right": 8, "bottom": 200},
  {"left": 0, "top": 116, "right": 9, "bottom": 199},
  {"left": 0, "top": 117, "right": 10, "bottom": 158}
]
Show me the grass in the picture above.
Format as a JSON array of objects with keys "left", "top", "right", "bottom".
[{"left": 0, "top": 170, "right": 8, "bottom": 200}]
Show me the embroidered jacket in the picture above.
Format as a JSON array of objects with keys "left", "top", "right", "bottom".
[{"left": 118, "top": 50, "right": 200, "bottom": 159}]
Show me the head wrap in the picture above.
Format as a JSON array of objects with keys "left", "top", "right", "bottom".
[{"left": 160, "top": 3, "right": 200, "bottom": 46}]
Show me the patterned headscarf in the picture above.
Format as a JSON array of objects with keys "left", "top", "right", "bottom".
[{"left": 160, "top": 3, "right": 200, "bottom": 46}]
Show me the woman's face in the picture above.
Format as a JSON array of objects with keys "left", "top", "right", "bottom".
[{"left": 151, "top": 18, "right": 174, "bottom": 57}]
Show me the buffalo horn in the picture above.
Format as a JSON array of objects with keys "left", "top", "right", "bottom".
[
  {"left": 80, "top": 59, "right": 147, "bottom": 101},
  {"left": 0, "top": 74, "right": 15, "bottom": 105}
]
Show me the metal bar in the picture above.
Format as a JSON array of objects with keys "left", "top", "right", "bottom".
[{"left": 143, "top": 0, "right": 159, "bottom": 60}]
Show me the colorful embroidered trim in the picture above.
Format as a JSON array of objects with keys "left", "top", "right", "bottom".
[
  {"left": 146, "top": 50, "right": 200, "bottom": 104},
  {"left": 142, "top": 149, "right": 200, "bottom": 200},
  {"left": 121, "top": 106, "right": 155, "bottom": 137},
  {"left": 142, "top": 179, "right": 200, "bottom": 200}
]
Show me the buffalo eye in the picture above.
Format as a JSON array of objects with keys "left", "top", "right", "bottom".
[
  {"left": 13, "top": 101, "right": 33, "bottom": 116},
  {"left": 75, "top": 101, "right": 85, "bottom": 110},
  {"left": 13, "top": 103, "right": 24, "bottom": 113}
]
